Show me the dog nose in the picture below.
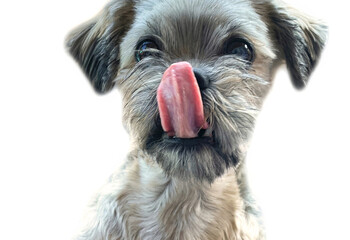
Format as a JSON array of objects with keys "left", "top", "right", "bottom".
[{"left": 193, "top": 68, "right": 210, "bottom": 90}]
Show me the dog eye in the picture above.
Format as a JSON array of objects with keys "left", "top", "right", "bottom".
[
  {"left": 224, "top": 38, "right": 254, "bottom": 62},
  {"left": 135, "top": 40, "right": 160, "bottom": 62}
]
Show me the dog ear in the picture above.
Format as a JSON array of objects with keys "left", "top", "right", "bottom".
[
  {"left": 66, "top": 1, "right": 135, "bottom": 93},
  {"left": 257, "top": 1, "right": 327, "bottom": 89}
]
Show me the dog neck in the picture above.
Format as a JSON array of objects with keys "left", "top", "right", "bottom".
[{"left": 98, "top": 150, "right": 263, "bottom": 240}]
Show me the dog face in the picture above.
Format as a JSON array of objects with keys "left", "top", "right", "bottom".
[{"left": 67, "top": 0, "right": 326, "bottom": 182}]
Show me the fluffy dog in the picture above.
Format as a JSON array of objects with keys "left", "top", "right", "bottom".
[{"left": 67, "top": 0, "right": 326, "bottom": 239}]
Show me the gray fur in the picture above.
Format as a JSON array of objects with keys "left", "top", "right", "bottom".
[{"left": 66, "top": 0, "right": 327, "bottom": 239}]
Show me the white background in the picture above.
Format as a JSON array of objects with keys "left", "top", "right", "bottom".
[{"left": 0, "top": 0, "right": 349, "bottom": 239}]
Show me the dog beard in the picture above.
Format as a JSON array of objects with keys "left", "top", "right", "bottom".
[{"left": 146, "top": 135, "right": 239, "bottom": 183}]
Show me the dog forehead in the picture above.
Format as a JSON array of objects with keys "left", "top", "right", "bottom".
[
  {"left": 120, "top": 0, "right": 274, "bottom": 66},
  {"left": 134, "top": 0, "right": 255, "bottom": 20}
]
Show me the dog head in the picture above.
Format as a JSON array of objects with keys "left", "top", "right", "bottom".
[{"left": 67, "top": 0, "right": 326, "bottom": 182}]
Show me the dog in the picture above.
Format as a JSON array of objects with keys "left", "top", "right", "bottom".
[{"left": 66, "top": 0, "right": 327, "bottom": 239}]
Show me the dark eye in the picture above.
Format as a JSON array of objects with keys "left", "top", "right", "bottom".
[
  {"left": 135, "top": 40, "right": 160, "bottom": 62},
  {"left": 224, "top": 38, "right": 254, "bottom": 62}
]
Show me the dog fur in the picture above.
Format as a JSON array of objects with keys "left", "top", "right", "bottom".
[{"left": 66, "top": 0, "right": 327, "bottom": 239}]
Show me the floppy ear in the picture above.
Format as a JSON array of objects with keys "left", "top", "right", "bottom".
[
  {"left": 66, "top": 1, "right": 135, "bottom": 93},
  {"left": 257, "top": 1, "right": 327, "bottom": 89}
]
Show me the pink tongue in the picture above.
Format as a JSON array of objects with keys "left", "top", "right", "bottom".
[{"left": 157, "top": 62, "right": 207, "bottom": 138}]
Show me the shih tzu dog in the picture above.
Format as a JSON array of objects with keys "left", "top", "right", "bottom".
[{"left": 66, "top": 0, "right": 327, "bottom": 239}]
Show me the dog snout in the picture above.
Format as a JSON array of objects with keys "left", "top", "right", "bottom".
[{"left": 193, "top": 68, "right": 210, "bottom": 90}]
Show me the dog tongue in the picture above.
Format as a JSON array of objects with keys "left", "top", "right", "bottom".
[{"left": 157, "top": 62, "right": 207, "bottom": 138}]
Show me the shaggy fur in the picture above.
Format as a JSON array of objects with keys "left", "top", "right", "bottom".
[{"left": 66, "top": 0, "right": 327, "bottom": 239}]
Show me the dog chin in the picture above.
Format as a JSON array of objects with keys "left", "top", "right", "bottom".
[{"left": 145, "top": 130, "right": 239, "bottom": 183}]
